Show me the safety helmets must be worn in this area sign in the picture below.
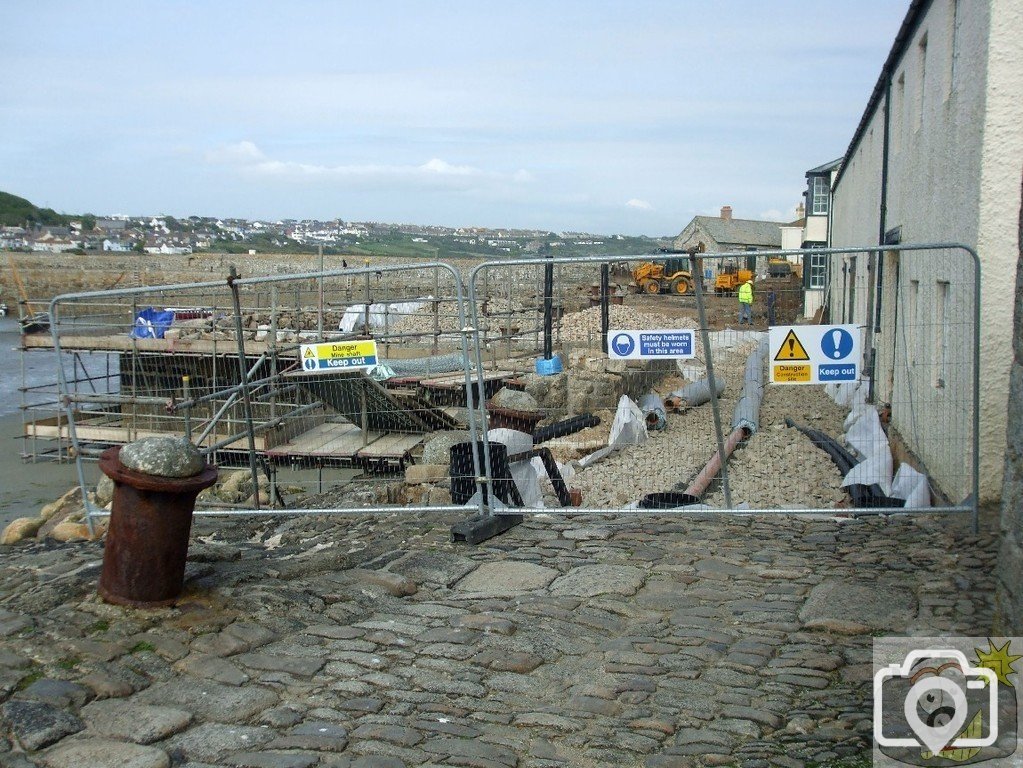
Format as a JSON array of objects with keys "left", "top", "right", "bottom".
[
  {"left": 300, "top": 340, "right": 379, "bottom": 372},
  {"left": 768, "top": 324, "right": 861, "bottom": 384},
  {"left": 607, "top": 329, "right": 697, "bottom": 360}
]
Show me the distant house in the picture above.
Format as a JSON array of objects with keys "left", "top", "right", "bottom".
[
  {"left": 97, "top": 218, "right": 128, "bottom": 233},
  {"left": 103, "top": 238, "right": 133, "bottom": 252},
  {"left": 674, "top": 206, "right": 784, "bottom": 275},
  {"left": 780, "top": 158, "right": 843, "bottom": 317}
]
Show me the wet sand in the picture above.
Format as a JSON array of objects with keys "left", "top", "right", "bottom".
[{"left": 0, "top": 413, "right": 84, "bottom": 529}]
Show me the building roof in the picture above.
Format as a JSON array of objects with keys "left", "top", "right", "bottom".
[
  {"left": 806, "top": 157, "right": 843, "bottom": 176},
  {"left": 691, "top": 215, "right": 783, "bottom": 248},
  {"left": 832, "top": 0, "right": 929, "bottom": 191}
]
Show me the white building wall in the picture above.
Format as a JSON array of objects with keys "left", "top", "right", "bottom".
[{"left": 830, "top": 0, "right": 1021, "bottom": 502}]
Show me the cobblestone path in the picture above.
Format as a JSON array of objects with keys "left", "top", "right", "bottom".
[{"left": 0, "top": 510, "right": 997, "bottom": 767}]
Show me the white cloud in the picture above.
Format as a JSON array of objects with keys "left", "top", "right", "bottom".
[
  {"left": 204, "top": 140, "right": 265, "bottom": 164},
  {"left": 204, "top": 142, "right": 531, "bottom": 187},
  {"left": 626, "top": 198, "right": 653, "bottom": 210}
]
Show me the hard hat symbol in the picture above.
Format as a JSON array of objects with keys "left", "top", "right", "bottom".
[{"left": 612, "top": 333, "right": 635, "bottom": 357}]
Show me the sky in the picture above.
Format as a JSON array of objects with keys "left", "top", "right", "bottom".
[{"left": 0, "top": 1, "right": 908, "bottom": 236}]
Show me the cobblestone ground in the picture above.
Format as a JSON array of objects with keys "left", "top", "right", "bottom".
[{"left": 0, "top": 508, "right": 997, "bottom": 768}]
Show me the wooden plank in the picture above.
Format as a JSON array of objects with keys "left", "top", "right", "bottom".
[
  {"left": 26, "top": 418, "right": 267, "bottom": 450},
  {"left": 357, "top": 433, "right": 424, "bottom": 459}
]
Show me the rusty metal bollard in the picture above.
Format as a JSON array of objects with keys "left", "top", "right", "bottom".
[{"left": 98, "top": 439, "right": 217, "bottom": 607}]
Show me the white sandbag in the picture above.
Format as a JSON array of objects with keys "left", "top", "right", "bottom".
[
  {"left": 608, "top": 395, "right": 648, "bottom": 447},
  {"left": 891, "top": 463, "right": 931, "bottom": 509},
  {"left": 509, "top": 459, "right": 544, "bottom": 509},
  {"left": 842, "top": 442, "right": 894, "bottom": 496},
  {"left": 487, "top": 428, "right": 533, "bottom": 457},
  {"left": 844, "top": 404, "right": 881, "bottom": 459},
  {"left": 338, "top": 298, "right": 432, "bottom": 333}
]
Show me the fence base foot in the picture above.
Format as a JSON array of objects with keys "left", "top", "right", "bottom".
[{"left": 451, "top": 513, "right": 523, "bottom": 545}]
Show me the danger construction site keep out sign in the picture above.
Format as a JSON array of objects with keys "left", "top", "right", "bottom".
[{"left": 768, "top": 325, "right": 861, "bottom": 385}]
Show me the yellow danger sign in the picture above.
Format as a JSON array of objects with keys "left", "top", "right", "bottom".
[
  {"left": 774, "top": 329, "right": 810, "bottom": 361},
  {"left": 773, "top": 364, "right": 811, "bottom": 383},
  {"left": 303, "top": 347, "right": 315, "bottom": 358}
]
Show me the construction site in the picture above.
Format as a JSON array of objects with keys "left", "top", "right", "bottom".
[{"left": 1, "top": 242, "right": 976, "bottom": 546}]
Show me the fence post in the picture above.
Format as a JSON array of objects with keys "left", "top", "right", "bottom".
[
  {"left": 689, "top": 252, "right": 732, "bottom": 508},
  {"left": 228, "top": 266, "right": 262, "bottom": 511}
]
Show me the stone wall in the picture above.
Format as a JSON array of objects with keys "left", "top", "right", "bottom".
[{"left": 996, "top": 178, "right": 1023, "bottom": 632}]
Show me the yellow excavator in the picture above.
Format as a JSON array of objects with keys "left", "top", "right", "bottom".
[
  {"left": 714, "top": 258, "right": 754, "bottom": 293},
  {"left": 631, "top": 243, "right": 703, "bottom": 296}
]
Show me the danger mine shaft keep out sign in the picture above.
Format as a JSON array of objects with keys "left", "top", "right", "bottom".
[
  {"left": 768, "top": 324, "right": 861, "bottom": 385},
  {"left": 300, "top": 340, "right": 379, "bottom": 372}
]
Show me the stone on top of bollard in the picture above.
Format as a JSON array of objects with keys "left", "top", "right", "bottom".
[{"left": 119, "top": 436, "right": 205, "bottom": 478}]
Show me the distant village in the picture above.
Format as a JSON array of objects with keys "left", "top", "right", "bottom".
[{"left": 0, "top": 214, "right": 629, "bottom": 257}]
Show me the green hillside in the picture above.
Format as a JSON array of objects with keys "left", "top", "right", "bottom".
[{"left": 0, "top": 190, "right": 71, "bottom": 227}]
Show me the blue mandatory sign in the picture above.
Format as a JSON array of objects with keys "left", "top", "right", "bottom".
[
  {"left": 639, "top": 332, "right": 692, "bottom": 356},
  {"left": 817, "top": 364, "right": 857, "bottom": 382},
  {"left": 820, "top": 328, "right": 854, "bottom": 360},
  {"left": 611, "top": 333, "right": 635, "bottom": 357},
  {"left": 304, "top": 357, "right": 317, "bottom": 371}
]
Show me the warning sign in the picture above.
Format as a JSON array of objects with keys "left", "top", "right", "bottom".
[
  {"left": 773, "top": 364, "right": 811, "bottom": 383},
  {"left": 299, "top": 340, "right": 379, "bottom": 373},
  {"left": 773, "top": 329, "right": 810, "bottom": 361},
  {"left": 768, "top": 324, "right": 861, "bottom": 385}
]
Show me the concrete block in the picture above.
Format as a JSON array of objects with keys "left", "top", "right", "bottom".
[{"left": 405, "top": 464, "right": 449, "bottom": 485}]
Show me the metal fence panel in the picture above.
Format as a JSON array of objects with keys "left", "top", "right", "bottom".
[
  {"left": 464, "top": 244, "right": 978, "bottom": 529},
  {"left": 40, "top": 244, "right": 978, "bottom": 537}
]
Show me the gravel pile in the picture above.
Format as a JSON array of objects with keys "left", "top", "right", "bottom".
[
  {"left": 703, "top": 382, "right": 851, "bottom": 509},
  {"left": 570, "top": 344, "right": 753, "bottom": 506},
  {"left": 559, "top": 305, "right": 698, "bottom": 343},
  {"left": 569, "top": 342, "right": 854, "bottom": 510}
]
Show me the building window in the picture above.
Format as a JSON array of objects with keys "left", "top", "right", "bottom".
[
  {"left": 808, "top": 250, "right": 827, "bottom": 289},
  {"left": 933, "top": 280, "right": 949, "bottom": 388},
  {"left": 914, "top": 31, "right": 928, "bottom": 132},
  {"left": 811, "top": 176, "right": 830, "bottom": 215}
]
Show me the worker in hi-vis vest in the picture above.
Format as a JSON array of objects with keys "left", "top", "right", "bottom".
[{"left": 737, "top": 279, "right": 754, "bottom": 326}]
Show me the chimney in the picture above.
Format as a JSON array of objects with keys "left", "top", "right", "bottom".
[
  {"left": 795, "top": 202, "right": 805, "bottom": 219},
  {"left": 720, "top": 206, "right": 732, "bottom": 221}
]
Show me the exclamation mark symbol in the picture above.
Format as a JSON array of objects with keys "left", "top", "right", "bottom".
[
  {"left": 787, "top": 338, "right": 795, "bottom": 358},
  {"left": 831, "top": 330, "right": 842, "bottom": 358}
]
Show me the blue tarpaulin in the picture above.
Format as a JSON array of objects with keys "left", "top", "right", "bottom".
[{"left": 132, "top": 308, "right": 175, "bottom": 339}]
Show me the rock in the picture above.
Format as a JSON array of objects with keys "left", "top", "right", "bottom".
[
  {"left": 94, "top": 475, "right": 115, "bottom": 506},
  {"left": 1, "top": 700, "right": 83, "bottom": 750},
  {"left": 81, "top": 700, "right": 192, "bottom": 744},
  {"left": 137, "top": 680, "right": 277, "bottom": 723},
  {"left": 492, "top": 387, "right": 539, "bottom": 412},
  {"left": 42, "top": 738, "right": 170, "bottom": 768},
  {"left": 454, "top": 561, "right": 559, "bottom": 597},
  {"left": 549, "top": 564, "right": 647, "bottom": 597},
  {"left": 47, "top": 521, "right": 95, "bottom": 542},
  {"left": 1, "top": 517, "right": 43, "bottom": 545},
  {"left": 799, "top": 579, "right": 917, "bottom": 632},
  {"left": 19, "top": 679, "right": 93, "bottom": 708},
  {"left": 39, "top": 487, "right": 83, "bottom": 521},
  {"left": 119, "top": 436, "right": 205, "bottom": 478},
  {"left": 420, "top": 431, "right": 471, "bottom": 465},
  {"left": 404, "top": 464, "right": 449, "bottom": 485},
  {"left": 162, "top": 722, "right": 274, "bottom": 762}
]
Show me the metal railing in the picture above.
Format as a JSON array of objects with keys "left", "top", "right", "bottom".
[{"left": 32, "top": 243, "right": 979, "bottom": 537}]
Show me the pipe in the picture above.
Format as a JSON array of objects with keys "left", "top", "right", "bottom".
[
  {"left": 639, "top": 392, "right": 667, "bottom": 431},
  {"left": 665, "top": 376, "right": 726, "bottom": 411},
  {"left": 784, "top": 418, "right": 904, "bottom": 509},
  {"left": 683, "top": 426, "right": 749, "bottom": 499},
  {"left": 532, "top": 414, "right": 600, "bottom": 444},
  {"left": 731, "top": 336, "right": 769, "bottom": 435}
]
